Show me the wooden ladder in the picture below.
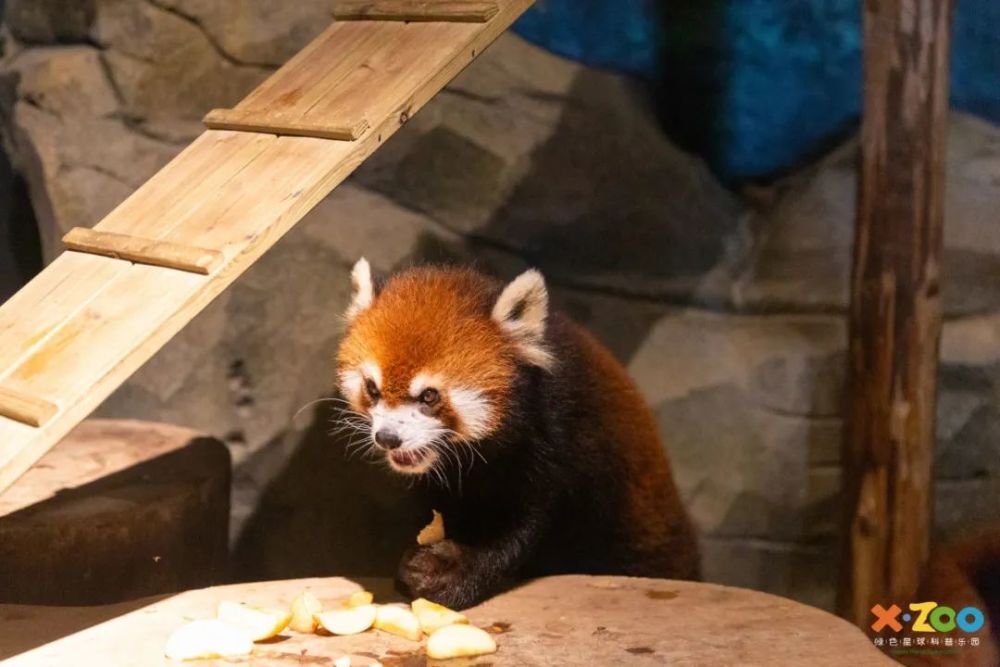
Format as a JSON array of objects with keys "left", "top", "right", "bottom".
[{"left": 0, "top": 0, "right": 534, "bottom": 492}]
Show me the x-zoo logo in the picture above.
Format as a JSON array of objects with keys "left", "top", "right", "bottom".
[{"left": 871, "top": 602, "right": 986, "bottom": 633}]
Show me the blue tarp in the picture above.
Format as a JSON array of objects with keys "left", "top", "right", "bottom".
[{"left": 512, "top": 0, "right": 1000, "bottom": 181}]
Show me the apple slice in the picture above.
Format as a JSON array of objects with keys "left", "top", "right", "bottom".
[
  {"left": 164, "top": 619, "right": 253, "bottom": 660},
  {"left": 346, "top": 590, "right": 374, "bottom": 607},
  {"left": 289, "top": 591, "right": 323, "bottom": 633},
  {"left": 426, "top": 624, "right": 497, "bottom": 660},
  {"left": 333, "top": 657, "right": 382, "bottom": 667},
  {"left": 417, "top": 510, "right": 445, "bottom": 546},
  {"left": 411, "top": 598, "right": 468, "bottom": 634},
  {"left": 316, "top": 604, "right": 378, "bottom": 636},
  {"left": 373, "top": 604, "right": 423, "bottom": 641},
  {"left": 216, "top": 601, "right": 291, "bottom": 641}
]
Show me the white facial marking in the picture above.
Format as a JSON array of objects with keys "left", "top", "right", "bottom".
[
  {"left": 448, "top": 387, "right": 492, "bottom": 439},
  {"left": 371, "top": 403, "right": 442, "bottom": 445},
  {"left": 409, "top": 372, "right": 444, "bottom": 398},
  {"left": 339, "top": 368, "right": 364, "bottom": 402},
  {"left": 361, "top": 361, "right": 382, "bottom": 388},
  {"left": 370, "top": 402, "right": 444, "bottom": 474}
]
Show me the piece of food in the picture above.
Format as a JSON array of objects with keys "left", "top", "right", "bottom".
[
  {"left": 164, "top": 619, "right": 253, "bottom": 660},
  {"left": 335, "top": 657, "right": 383, "bottom": 667},
  {"left": 426, "top": 624, "right": 497, "bottom": 660},
  {"left": 289, "top": 591, "right": 323, "bottom": 633},
  {"left": 316, "top": 604, "right": 378, "bottom": 636},
  {"left": 216, "top": 601, "right": 291, "bottom": 641},
  {"left": 373, "top": 604, "right": 423, "bottom": 641},
  {"left": 411, "top": 598, "right": 468, "bottom": 634},
  {"left": 346, "top": 590, "right": 374, "bottom": 607},
  {"left": 417, "top": 510, "right": 445, "bottom": 546}
]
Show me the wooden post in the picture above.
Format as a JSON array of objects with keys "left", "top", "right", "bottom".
[{"left": 838, "top": 0, "right": 953, "bottom": 626}]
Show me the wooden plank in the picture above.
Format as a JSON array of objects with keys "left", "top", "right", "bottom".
[
  {"left": 203, "top": 108, "right": 369, "bottom": 141},
  {"left": 164, "top": 137, "right": 351, "bottom": 252},
  {"left": 230, "top": 23, "right": 397, "bottom": 117},
  {"left": 0, "top": 386, "right": 57, "bottom": 428},
  {"left": 0, "top": 253, "right": 125, "bottom": 375},
  {"left": 334, "top": 1, "right": 499, "bottom": 22},
  {"left": 63, "top": 228, "right": 225, "bottom": 275},
  {"left": 97, "top": 131, "right": 275, "bottom": 239},
  {"left": 302, "top": 22, "right": 473, "bottom": 130},
  {"left": 0, "top": 0, "right": 535, "bottom": 493},
  {"left": 209, "top": 20, "right": 481, "bottom": 144},
  {"left": 837, "top": 0, "right": 953, "bottom": 628}
]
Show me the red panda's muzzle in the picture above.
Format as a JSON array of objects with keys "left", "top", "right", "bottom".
[{"left": 388, "top": 449, "right": 430, "bottom": 469}]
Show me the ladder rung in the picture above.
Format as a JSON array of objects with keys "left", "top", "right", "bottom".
[
  {"left": 203, "top": 108, "right": 369, "bottom": 142},
  {"left": 334, "top": 1, "right": 499, "bottom": 23},
  {"left": 0, "top": 386, "right": 58, "bottom": 428},
  {"left": 62, "top": 228, "right": 225, "bottom": 275}
]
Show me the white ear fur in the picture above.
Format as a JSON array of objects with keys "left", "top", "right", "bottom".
[
  {"left": 492, "top": 269, "right": 554, "bottom": 370},
  {"left": 346, "top": 258, "right": 374, "bottom": 320}
]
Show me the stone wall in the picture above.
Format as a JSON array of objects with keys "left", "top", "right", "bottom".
[{"left": 1, "top": 0, "right": 998, "bottom": 611}]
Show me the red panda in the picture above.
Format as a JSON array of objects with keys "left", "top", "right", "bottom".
[
  {"left": 893, "top": 529, "right": 1000, "bottom": 667},
  {"left": 336, "top": 260, "right": 700, "bottom": 609}
]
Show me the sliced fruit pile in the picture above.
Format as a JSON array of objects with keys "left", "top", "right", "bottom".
[{"left": 164, "top": 590, "right": 497, "bottom": 663}]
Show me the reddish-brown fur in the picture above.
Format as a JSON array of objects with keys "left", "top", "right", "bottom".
[
  {"left": 570, "top": 326, "right": 697, "bottom": 575},
  {"left": 338, "top": 268, "right": 516, "bottom": 435},
  {"left": 336, "top": 264, "right": 699, "bottom": 607},
  {"left": 893, "top": 528, "right": 1000, "bottom": 667}
]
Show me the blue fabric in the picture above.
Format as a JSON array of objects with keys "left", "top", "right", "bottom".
[
  {"left": 512, "top": 0, "right": 662, "bottom": 78},
  {"left": 512, "top": 0, "right": 1000, "bottom": 181}
]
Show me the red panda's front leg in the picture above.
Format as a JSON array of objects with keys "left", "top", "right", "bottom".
[{"left": 396, "top": 508, "right": 547, "bottom": 609}]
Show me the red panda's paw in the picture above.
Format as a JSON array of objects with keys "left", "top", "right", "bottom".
[{"left": 396, "top": 540, "right": 478, "bottom": 609}]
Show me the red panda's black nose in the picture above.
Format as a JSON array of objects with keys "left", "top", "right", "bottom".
[{"left": 375, "top": 429, "right": 402, "bottom": 450}]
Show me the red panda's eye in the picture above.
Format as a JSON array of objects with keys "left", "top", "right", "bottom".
[
  {"left": 420, "top": 388, "right": 440, "bottom": 406},
  {"left": 365, "top": 379, "right": 380, "bottom": 401}
]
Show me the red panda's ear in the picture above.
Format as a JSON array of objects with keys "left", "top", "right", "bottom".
[
  {"left": 492, "top": 269, "right": 554, "bottom": 371},
  {"left": 345, "top": 257, "right": 374, "bottom": 320}
]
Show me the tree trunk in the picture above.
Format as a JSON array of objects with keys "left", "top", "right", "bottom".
[
  {"left": 0, "top": 420, "right": 230, "bottom": 605},
  {"left": 838, "top": 0, "right": 953, "bottom": 627}
]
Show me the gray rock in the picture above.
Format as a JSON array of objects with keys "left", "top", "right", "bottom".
[
  {"left": 657, "top": 383, "right": 810, "bottom": 541},
  {"left": 803, "top": 466, "right": 841, "bottom": 540},
  {"left": 936, "top": 478, "right": 1000, "bottom": 541},
  {"left": 941, "top": 311, "right": 1000, "bottom": 366},
  {"left": 0, "top": 42, "right": 180, "bottom": 263},
  {"left": 624, "top": 310, "right": 847, "bottom": 542},
  {"left": 737, "top": 113, "right": 1000, "bottom": 316},
  {"left": 91, "top": 0, "right": 271, "bottom": 121},
  {"left": 11, "top": 46, "right": 119, "bottom": 117},
  {"left": 357, "top": 35, "right": 744, "bottom": 299},
  {"left": 700, "top": 537, "right": 837, "bottom": 611},
  {"left": 627, "top": 310, "right": 846, "bottom": 408},
  {"left": 9, "top": 101, "right": 176, "bottom": 259},
  {"left": 938, "top": 403, "right": 1000, "bottom": 480},
  {"left": 749, "top": 349, "right": 846, "bottom": 418},
  {"left": 151, "top": 0, "right": 332, "bottom": 67},
  {"left": 6, "top": 0, "right": 96, "bottom": 44},
  {"left": 797, "top": 416, "right": 843, "bottom": 466}
]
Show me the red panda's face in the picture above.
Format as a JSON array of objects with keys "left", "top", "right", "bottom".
[{"left": 335, "top": 262, "right": 552, "bottom": 477}]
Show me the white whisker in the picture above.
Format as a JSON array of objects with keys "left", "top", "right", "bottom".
[{"left": 292, "top": 396, "right": 351, "bottom": 424}]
